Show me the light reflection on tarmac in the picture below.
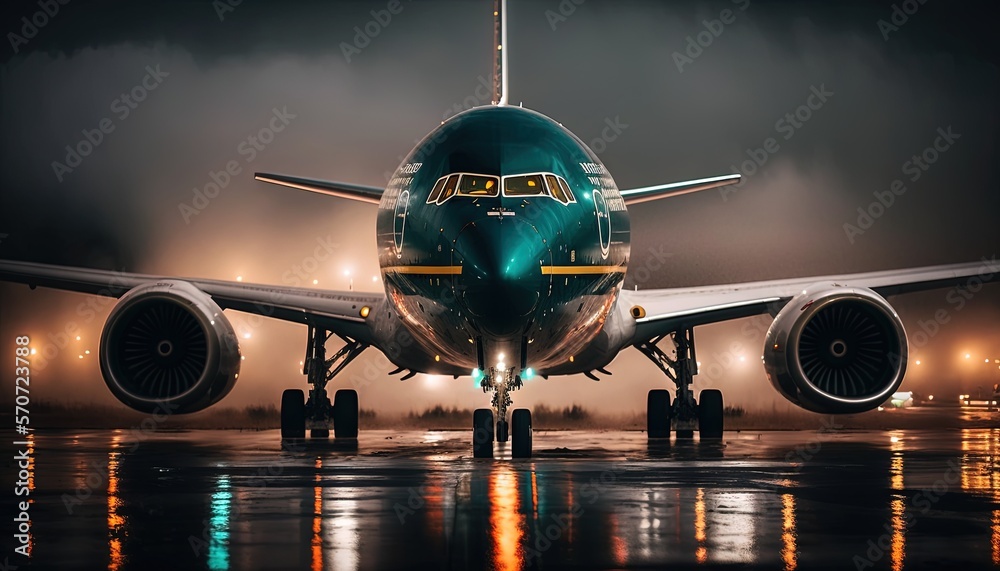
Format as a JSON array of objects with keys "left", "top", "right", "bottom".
[{"left": 6, "top": 427, "right": 1000, "bottom": 570}]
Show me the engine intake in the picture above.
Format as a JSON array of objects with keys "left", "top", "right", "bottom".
[
  {"left": 100, "top": 281, "right": 241, "bottom": 414},
  {"left": 763, "top": 285, "right": 907, "bottom": 413}
]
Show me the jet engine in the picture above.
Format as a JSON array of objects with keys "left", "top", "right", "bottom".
[
  {"left": 763, "top": 285, "right": 906, "bottom": 413},
  {"left": 99, "top": 280, "right": 241, "bottom": 414}
]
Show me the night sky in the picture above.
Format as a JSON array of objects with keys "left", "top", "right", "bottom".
[{"left": 1, "top": 0, "right": 997, "bottom": 413}]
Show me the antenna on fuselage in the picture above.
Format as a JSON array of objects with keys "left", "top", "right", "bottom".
[{"left": 492, "top": 0, "right": 508, "bottom": 106}]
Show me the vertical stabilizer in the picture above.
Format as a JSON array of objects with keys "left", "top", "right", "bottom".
[{"left": 492, "top": 0, "right": 508, "bottom": 105}]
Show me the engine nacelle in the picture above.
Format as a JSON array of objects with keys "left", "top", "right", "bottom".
[
  {"left": 99, "top": 280, "right": 241, "bottom": 414},
  {"left": 763, "top": 284, "right": 907, "bottom": 414}
]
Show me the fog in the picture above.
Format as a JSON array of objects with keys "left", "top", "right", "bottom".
[{"left": 1, "top": 0, "right": 997, "bottom": 414}]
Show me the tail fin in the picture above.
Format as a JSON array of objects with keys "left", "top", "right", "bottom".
[{"left": 492, "top": 0, "right": 508, "bottom": 105}]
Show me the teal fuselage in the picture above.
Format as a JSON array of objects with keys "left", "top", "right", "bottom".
[{"left": 375, "top": 106, "right": 630, "bottom": 376}]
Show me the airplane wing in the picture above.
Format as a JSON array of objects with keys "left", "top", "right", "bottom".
[
  {"left": 0, "top": 260, "right": 384, "bottom": 343},
  {"left": 619, "top": 174, "right": 741, "bottom": 205},
  {"left": 620, "top": 259, "right": 1000, "bottom": 342},
  {"left": 255, "top": 172, "right": 384, "bottom": 204}
]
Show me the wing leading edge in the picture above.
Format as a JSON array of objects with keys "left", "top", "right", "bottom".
[
  {"left": 620, "top": 258, "right": 1000, "bottom": 342},
  {"left": 0, "top": 260, "right": 385, "bottom": 344},
  {"left": 619, "top": 173, "right": 741, "bottom": 205},
  {"left": 255, "top": 172, "right": 384, "bottom": 205}
]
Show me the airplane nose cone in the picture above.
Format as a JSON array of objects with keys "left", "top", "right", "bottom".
[{"left": 454, "top": 216, "right": 547, "bottom": 337}]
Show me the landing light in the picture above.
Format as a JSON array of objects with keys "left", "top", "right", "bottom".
[{"left": 360, "top": 306, "right": 371, "bottom": 318}]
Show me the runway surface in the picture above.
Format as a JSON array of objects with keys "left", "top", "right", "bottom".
[{"left": 4, "top": 424, "right": 1000, "bottom": 570}]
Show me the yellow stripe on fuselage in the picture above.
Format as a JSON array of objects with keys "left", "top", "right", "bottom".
[
  {"left": 540, "top": 266, "right": 624, "bottom": 275},
  {"left": 381, "top": 265, "right": 624, "bottom": 275},
  {"left": 382, "top": 266, "right": 464, "bottom": 275}
]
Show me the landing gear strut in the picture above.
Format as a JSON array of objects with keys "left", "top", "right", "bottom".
[
  {"left": 636, "top": 326, "right": 724, "bottom": 440},
  {"left": 281, "top": 325, "right": 368, "bottom": 440},
  {"left": 472, "top": 366, "right": 531, "bottom": 458}
]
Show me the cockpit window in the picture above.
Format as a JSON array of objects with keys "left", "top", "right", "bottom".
[
  {"left": 426, "top": 172, "right": 576, "bottom": 206},
  {"left": 505, "top": 174, "right": 547, "bottom": 196},
  {"left": 457, "top": 174, "right": 499, "bottom": 197},
  {"left": 438, "top": 174, "right": 460, "bottom": 203},
  {"left": 545, "top": 175, "right": 566, "bottom": 202},
  {"left": 426, "top": 176, "right": 448, "bottom": 203},
  {"left": 552, "top": 177, "right": 576, "bottom": 208}
]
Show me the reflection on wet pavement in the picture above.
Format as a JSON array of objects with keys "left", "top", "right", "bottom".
[{"left": 7, "top": 427, "right": 1000, "bottom": 569}]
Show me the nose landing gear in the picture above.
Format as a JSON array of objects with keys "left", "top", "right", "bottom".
[{"left": 472, "top": 366, "right": 532, "bottom": 458}]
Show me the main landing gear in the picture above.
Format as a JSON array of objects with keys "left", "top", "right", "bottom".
[
  {"left": 281, "top": 325, "right": 367, "bottom": 440},
  {"left": 473, "top": 366, "right": 532, "bottom": 458},
  {"left": 636, "top": 326, "right": 724, "bottom": 441}
]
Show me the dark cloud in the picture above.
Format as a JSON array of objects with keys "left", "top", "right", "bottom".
[{"left": 1, "top": 0, "right": 997, "bottom": 412}]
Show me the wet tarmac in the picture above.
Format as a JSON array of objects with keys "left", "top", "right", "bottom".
[{"left": 4, "top": 426, "right": 1000, "bottom": 570}]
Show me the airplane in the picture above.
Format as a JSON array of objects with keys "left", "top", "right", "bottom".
[{"left": 2, "top": 0, "right": 997, "bottom": 458}]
